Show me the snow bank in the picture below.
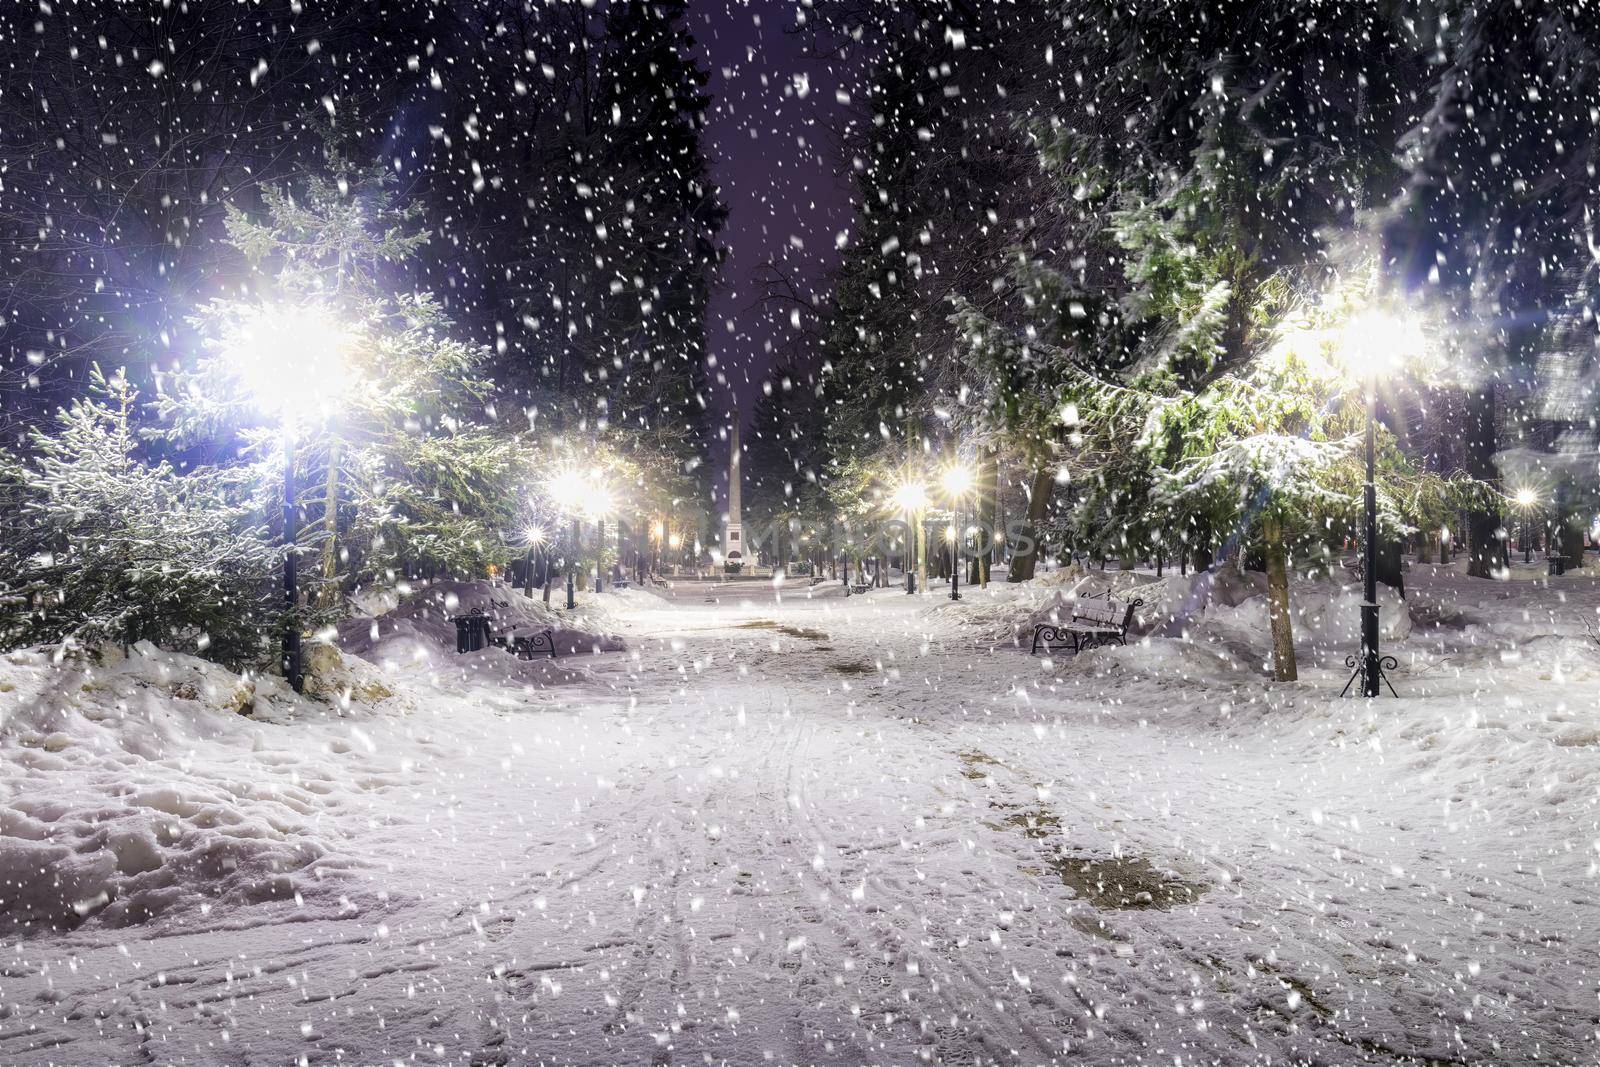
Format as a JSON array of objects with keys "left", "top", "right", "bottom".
[
  {"left": 338, "top": 579, "right": 623, "bottom": 691},
  {"left": 936, "top": 566, "right": 1411, "bottom": 678},
  {"left": 0, "top": 643, "right": 395, "bottom": 935}
]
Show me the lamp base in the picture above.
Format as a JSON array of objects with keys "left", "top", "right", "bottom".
[{"left": 1340, "top": 653, "right": 1399, "bottom": 698}]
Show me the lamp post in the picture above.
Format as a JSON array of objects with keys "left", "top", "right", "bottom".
[
  {"left": 893, "top": 481, "right": 927, "bottom": 594},
  {"left": 1338, "top": 309, "right": 1417, "bottom": 699},
  {"left": 281, "top": 429, "right": 301, "bottom": 691},
  {"left": 548, "top": 469, "right": 585, "bottom": 609},
  {"left": 226, "top": 304, "right": 351, "bottom": 694},
  {"left": 521, "top": 524, "right": 546, "bottom": 597},
  {"left": 1360, "top": 376, "right": 1380, "bottom": 698},
  {"left": 547, "top": 467, "right": 611, "bottom": 608},
  {"left": 942, "top": 463, "right": 975, "bottom": 601},
  {"left": 1515, "top": 488, "right": 1538, "bottom": 564},
  {"left": 590, "top": 485, "right": 614, "bottom": 593}
]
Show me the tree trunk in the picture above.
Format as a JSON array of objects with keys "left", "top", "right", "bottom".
[
  {"left": 1560, "top": 518, "right": 1585, "bottom": 570},
  {"left": 1463, "top": 386, "right": 1500, "bottom": 578},
  {"left": 1263, "top": 515, "right": 1297, "bottom": 682},
  {"left": 1007, "top": 468, "right": 1054, "bottom": 583},
  {"left": 974, "top": 445, "right": 998, "bottom": 586}
]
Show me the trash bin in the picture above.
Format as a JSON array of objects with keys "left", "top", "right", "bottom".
[
  {"left": 1549, "top": 556, "right": 1566, "bottom": 577},
  {"left": 453, "top": 610, "right": 493, "bottom": 653}
]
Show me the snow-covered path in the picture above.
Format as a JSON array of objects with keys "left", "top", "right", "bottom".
[{"left": 6, "top": 578, "right": 1597, "bottom": 1065}]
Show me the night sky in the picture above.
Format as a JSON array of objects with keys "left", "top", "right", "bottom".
[{"left": 691, "top": 0, "right": 854, "bottom": 427}]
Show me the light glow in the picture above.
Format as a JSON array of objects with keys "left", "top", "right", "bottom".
[
  {"left": 228, "top": 303, "right": 352, "bottom": 424},
  {"left": 941, "top": 463, "right": 975, "bottom": 499},
  {"left": 1338, "top": 308, "right": 1423, "bottom": 381},
  {"left": 892, "top": 480, "right": 928, "bottom": 513}
]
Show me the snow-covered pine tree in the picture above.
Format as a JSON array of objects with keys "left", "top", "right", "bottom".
[
  {"left": 0, "top": 367, "right": 281, "bottom": 664},
  {"left": 161, "top": 155, "right": 514, "bottom": 600}
]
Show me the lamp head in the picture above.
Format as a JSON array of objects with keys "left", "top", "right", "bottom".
[
  {"left": 941, "top": 464, "right": 974, "bottom": 498},
  {"left": 547, "top": 469, "right": 587, "bottom": 513},
  {"left": 1515, "top": 487, "right": 1538, "bottom": 509},
  {"left": 1339, "top": 307, "right": 1422, "bottom": 382},
  {"left": 893, "top": 481, "right": 928, "bottom": 512},
  {"left": 229, "top": 303, "right": 352, "bottom": 425}
]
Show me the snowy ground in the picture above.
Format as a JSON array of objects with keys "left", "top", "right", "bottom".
[{"left": 1, "top": 567, "right": 1598, "bottom": 1065}]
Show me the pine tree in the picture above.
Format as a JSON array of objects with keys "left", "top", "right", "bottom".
[{"left": 0, "top": 368, "right": 281, "bottom": 664}]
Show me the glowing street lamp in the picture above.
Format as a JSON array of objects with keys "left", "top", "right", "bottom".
[
  {"left": 546, "top": 467, "right": 611, "bottom": 607},
  {"left": 892, "top": 480, "right": 928, "bottom": 594},
  {"left": 941, "top": 462, "right": 975, "bottom": 601},
  {"left": 521, "top": 523, "right": 547, "bottom": 597},
  {"left": 1338, "top": 308, "right": 1418, "bottom": 699},
  {"left": 587, "top": 484, "right": 615, "bottom": 593},
  {"left": 1513, "top": 487, "right": 1540, "bottom": 565},
  {"left": 227, "top": 303, "right": 352, "bottom": 694}
]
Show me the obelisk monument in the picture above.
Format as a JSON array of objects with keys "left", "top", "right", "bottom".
[{"left": 724, "top": 412, "right": 744, "bottom": 567}]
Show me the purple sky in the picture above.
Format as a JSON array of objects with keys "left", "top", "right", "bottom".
[{"left": 691, "top": 0, "right": 854, "bottom": 425}]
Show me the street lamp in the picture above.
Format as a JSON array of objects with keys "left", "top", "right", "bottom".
[
  {"left": 1514, "top": 487, "right": 1539, "bottom": 565},
  {"left": 547, "top": 467, "right": 611, "bottom": 607},
  {"left": 226, "top": 303, "right": 352, "bottom": 694},
  {"left": 588, "top": 483, "right": 615, "bottom": 593},
  {"left": 548, "top": 468, "right": 587, "bottom": 609},
  {"left": 521, "top": 524, "right": 547, "bottom": 597},
  {"left": 941, "top": 462, "right": 975, "bottom": 601},
  {"left": 892, "top": 480, "right": 927, "bottom": 594},
  {"left": 1338, "top": 308, "right": 1418, "bottom": 699}
]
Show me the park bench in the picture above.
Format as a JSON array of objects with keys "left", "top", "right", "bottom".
[
  {"left": 851, "top": 581, "right": 871, "bottom": 594},
  {"left": 1031, "top": 594, "right": 1143, "bottom": 655},
  {"left": 508, "top": 630, "right": 558, "bottom": 659}
]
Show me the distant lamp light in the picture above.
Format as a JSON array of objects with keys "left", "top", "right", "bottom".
[{"left": 1514, "top": 487, "right": 1539, "bottom": 509}]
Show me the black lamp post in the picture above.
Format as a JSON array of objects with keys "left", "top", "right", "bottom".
[
  {"left": 228, "top": 303, "right": 354, "bottom": 696},
  {"left": 281, "top": 431, "right": 303, "bottom": 693},
  {"left": 948, "top": 525, "right": 961, "bottom": 601},
  {"left": 1358, "top": 385, "right": 1380, "bottom": 698},
  {"left": 905, "top": 518, "right": 917, "bottom": 595},
  {"left": 566, "top": 516, "right": 578, "bottom": 610},
  {"left": 942, "top": 463, "right": 973, "bottom": 602},
  {"left": 1340, "top": 350, "right": 1403, "bottom": 699},
  {"left": 896, "top": 484, "right": 926, "bottom": 595}
]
